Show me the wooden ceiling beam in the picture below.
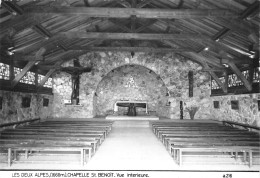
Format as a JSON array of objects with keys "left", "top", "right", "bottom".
[
  {"left": 67, "top": 46, "right": 194, "bottom": 53},
  {"left": 108, "top": 19, "right": 132, "bottom": 32},
  {"left": 1, "top": 2, "right": 69, "bottom": 54},
  {"left": 209, "top": 71, "right": 228, "bottom": 93},
  {"left": 0, "top": 14, "right": 51, "bottom": 39},
  {"left": 240, "top": 1, "right": 259, "bottom": 19},
  {"left": 158, "top": 18, "right": 251, "bottom": 62},
  {"left": 9, "top": 54, "right": 44, "bottom": 61},
  {"left": 37, "top": 60, "right": 63, "bottom": 89},
  {"left": 183, "top": 52, "right": 226, "bottom": 70},
  {"left": 13, "top": 18, "right": 103, "bottom": 54},
  {"left": 185, "top": 51, "right": 228, "bottom": 93},
  {"left": 1, "top": 1, "right": 23, "bottom": 15},
  {"left": 0, "top": 1, "right": 118, "bottom": 39},
  {"left": 135, "top": 20, "right": 157, "bottom": 33},
  {"left": 11, "top": 48, "right": 46, "bottom": 88},
  {"left": 23, "top": 7, "right": 239, "bottom": 19},
  {"left": 118, "top": 0, "right": 131, "bottom": 8},
  {"left": 131, "top": 0, "right": 137, "bottom": 33},
  {"left": 42, "top": 39, "right": 103, "bottom": 64},
  {"left": 210, "top": 1, "right": 259, "bottom": 43},
  {"left": 136, "top": 0, "right": 153, "bottom": 8},
  {"left": 62, "top": 32, "right": 210, "bottom": 40},
  {"left": 11, "top": 46, "right": 194, "bottom": 61},
  {"left": 227, "top": 61, "right": 252, "bottom": 91}
]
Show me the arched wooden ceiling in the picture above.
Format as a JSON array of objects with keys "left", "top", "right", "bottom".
[{"left": 0, "top": 0, "right": 259, "bottom": 90}]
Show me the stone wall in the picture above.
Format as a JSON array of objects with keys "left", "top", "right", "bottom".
[
  {"left": 50, "top": 51, "right": 259, "bottom": 127},
  {"left": 52, "top": 51, "right": 211, "bottom": 118},
  {"left": 0, "top": 90, "right": 53, "bottom": 125},
  {"left": 207, "top": 93, "right": 260, "bottom": 127},
  {"left": 95, "top": 65, "right": 168, "bottom": 116}
]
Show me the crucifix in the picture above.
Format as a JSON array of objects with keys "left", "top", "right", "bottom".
[{"left": 59, "top": 59, "right": 92, "bottom": 105}]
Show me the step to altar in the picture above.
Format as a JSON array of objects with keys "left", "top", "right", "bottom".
[
  {"left": 112, "top": 120, "right": 150, "bottom": 128},
  {"left": 106, "top": 115, "right": 159, "bottom": 121},
  {"left": 106, "top": 115, "right": 159, "bottom": 128}
]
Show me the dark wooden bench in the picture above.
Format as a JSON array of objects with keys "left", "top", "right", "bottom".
[
  {"left": 0, "top": 118, "right": 40, "bottom": 129},
  {"left": 0, "top": 138, "right": 99, "bottom": 153},
  {"left": 160, "top": 131, "right": 258, "bottom": 143},
  {"left": 2, "top": 144, "right": 92, "bottom": 167},
  {"left": 223, "top": 120, "right": 260, "bottom": 132},
  {"left": 33, "top": 121, "right": 113, "bottom": 131},
  {"left": 170, "top": 145, "right": 259, "bottom": 167},
  {"left": 165, "top": 137, "right": 260, "bottom": 150},
  {"left": 155, "top": 127, "right": 244, "bottom": 138},
  {"left": 151, "top": 121, "right": 260, "bottom": 167},
  {"left": 0, "top": 119, "right": 114, "bottom": 167},
  {"left": 1, "top": 128, "right": 108, "bottom": 139}
]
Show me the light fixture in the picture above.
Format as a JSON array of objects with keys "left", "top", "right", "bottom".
[
  {"left": 249, "top": 54, "right": 255, "bottom": 59},
  {"left": 7, "top": 51, "right": 14, "bottom": 56},
  {"left": 223, "top": 64, "right": 229, "bottom": 68}
]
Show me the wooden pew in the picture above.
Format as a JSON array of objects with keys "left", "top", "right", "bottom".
[
  {"left": 2, "top": 144, "right": 92, "bottom": 167},
  {"left": 165, "top": 137, "right": 260, "bottom": 150},
  {"left": 0, "top": 119, "right": 114, "bottom": 167},
  {"left": 223, "top": 120, "right": 260, "bottom": 132},
  {"left": 0, "top": 138, "right": 99, "bottom": 153},
  {"left": 155, "top": 127, "right": 244, "bottom": 138},
  {"left": 170, "top": 145, "right": 259, "bottom": 167},
  {"left": 151, "top": 120, "right": 260, "bottom": 167},
  {"left": 1, "top": 129, "right": 108, "bottom": 139},
  {"left": 32, "top": 121, "right": 113, "bottom": 131},
  {"left": 160, "top": 131, "right": 258, "bottom": 143},
  {"left": 0, "top": 118, "right": 40, "bottom": 129}
]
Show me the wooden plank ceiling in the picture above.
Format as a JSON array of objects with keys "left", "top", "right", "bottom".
[{"left": 0, "top": 0, "right": 259, "bottom": 85}]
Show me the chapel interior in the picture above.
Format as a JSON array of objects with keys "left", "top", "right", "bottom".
[{"left": 0, "top": 0, "right": 259, "bottom": 171}]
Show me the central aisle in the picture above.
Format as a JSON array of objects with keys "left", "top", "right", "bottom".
[{"left": 85, "top": 122, "right": 175, "bottom": 170}]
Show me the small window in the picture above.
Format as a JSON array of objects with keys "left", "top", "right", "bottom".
[
  {"left": 258, "top": 100, "right": 260, "bottom": 111},
  {"left": 231, "top": 100, "right": 239, "bottom": 110},
  {"left": 43, "top": 98, "right": 49, "bottom": 107},
  {"left": 22, "top": 97, "right": 31, "bottom": 108},
  {"left": 213, "top": 101, "right": 220, "bottom": 109},
  {"left": 0, "top": 97, "right": 2, "bottom": 110}
]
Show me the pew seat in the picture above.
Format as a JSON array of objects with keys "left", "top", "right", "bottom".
[
  {"left": 170, "top": 145, "right": 259, "bottom": 167},
  {"left": 3, "top": 144, "right": 92, "bottom": 167}
]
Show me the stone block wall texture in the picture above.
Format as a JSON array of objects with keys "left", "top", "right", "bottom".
[
  {"left": 95, "top": 65, "right": 168, "bottom": 116},
  {"left": 0, "top": 90, "right": 53, "bottom": 125},
  {"left": 207, "top": 93, "right": 260, "bottom": 127},
  {"left": 51, "top": 51, "right": 259, "bottom": 127},
  {"left": 52, "top": 51, "right": 211, "bottom": 119}
]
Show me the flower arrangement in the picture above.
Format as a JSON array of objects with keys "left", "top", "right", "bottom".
[{"left": 184, "top": 99, "right": 200, "bottom": 120}]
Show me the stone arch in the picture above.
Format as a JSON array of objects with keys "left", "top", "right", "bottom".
[{"left": 93, "top": 64, "right": 168, "bottom": 117}]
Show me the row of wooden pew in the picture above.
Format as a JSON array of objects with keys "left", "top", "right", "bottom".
[
  {"left": 0, "top": 119, "right": 113, "bottom": 167},
  {"left": 150, "top": 120, "right": 260, "bottom": 167}
]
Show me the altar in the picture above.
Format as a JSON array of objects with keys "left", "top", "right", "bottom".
[{"left": 114, "top": 101, "right": 148, "bottom": 116}]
